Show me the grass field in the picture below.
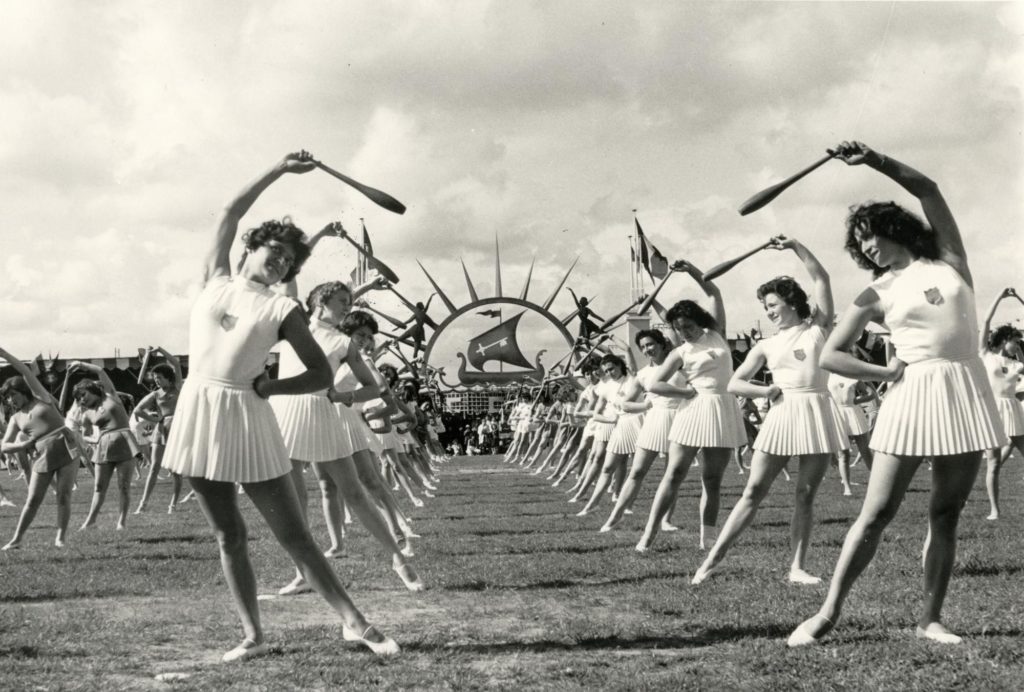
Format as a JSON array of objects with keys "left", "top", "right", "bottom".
[{"left": 1, "top": 453, "right": 1023, "bottom": 690}]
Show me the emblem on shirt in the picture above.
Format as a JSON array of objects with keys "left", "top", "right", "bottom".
[
  {"left": 1003, "top": 366, "right": 1009, "bottom": 375},
  {"left": 924, "top": 287, "right": 944, "bottom": 305},
  {"left": 219, "top": 313, "right": 239, "bottom": 331},
  {"left": 793, "top": 348, "right": 806, "bottom": 361}
]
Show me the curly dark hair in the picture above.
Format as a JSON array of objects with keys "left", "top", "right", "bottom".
[
  {"left": 339, "top": 310, "right": 379, "bottom": 336},
  {"left": 377, "top": 363, "right": 399, "bottom": 387},
  {"left": 72, "top": 379, "right": 105, "bottom": 403},
  {"left": 988, "top": 324, "right": 1023, "bottom": 352},
  {"left": 600, "top": 354, "right": 627, "bottom": 378},
  {"left": 240, "top": 217, "right": 311, "bottom": 283},
  {"left": 756, "top": 276, "right": 810, "bottom": 320},
  {"left": 665, "top": 300, "right": 717, "bottom": 330},
  {"left": 635, "top": 328, "right": 670, "bottom": 351},
  {"left": 150, "top": 363, "right": 176, "bottom": 383},
  {"left": 0, "top": 376, "right": 33, "bottom": 402},
  {"left": 844, "top": 201, "right": 939, "bottom": 277},
  {"left": 306, "top": 281, "right": 352, "bottom": 317}
]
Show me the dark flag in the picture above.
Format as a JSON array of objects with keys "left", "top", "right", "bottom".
[{"left": 635, "top": 218, "right": 669, "bottom": 280}]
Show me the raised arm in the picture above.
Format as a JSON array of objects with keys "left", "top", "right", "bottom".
[
  {"left": 154, "top": 347, "right": 184, "bottom": 389},
  {"left": 833, "top": 140, "right": 971, "bottom": 286},
  {"left": 980, "top": 288, "right": 1016, "bottom": 352},
  {"left": 820, "top": 287, "right": 904, "bottom": 383},
  {"left": 0, "top": 347, "right": 56, "bottom": 406},
  {"left": 769, "top": 236, "right": 833, "bottom": 329},
  {"left": 69, "top": 361, "right": 118, "bottom": 397},
  {"left": 204, "top": 151, "right": 317, "bottom": 284},
  {"left": 675, "top": 260, "right": 726, "bottom": 336}
]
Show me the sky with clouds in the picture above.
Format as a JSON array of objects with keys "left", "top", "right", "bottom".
[{"left": 2, "top": 1, "right": 1022, "bottom": 364}]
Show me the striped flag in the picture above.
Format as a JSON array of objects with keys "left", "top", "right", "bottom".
[{"left": 635, "top": 218, "right": 669, "bottom": 280}]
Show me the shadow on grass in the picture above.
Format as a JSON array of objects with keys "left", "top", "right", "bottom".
[
  {"left": 954, "top": 563, "right": 1024, "bottom": 577},
  {"left": 446, "top": 571, "right": 688, "bottom": 591},
  {"left": 440, "top": 543, "right": 619, "bottom": 557},
  {"left": 406, "top": 624, "right": 793, "bottom": 654},
  {"left": 135, "top": 535, "right": 209, "bottom": 545}
]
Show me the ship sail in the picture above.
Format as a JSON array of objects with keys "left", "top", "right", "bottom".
[{"left": 466, "top": 312, "right": 534, "bottom": 371}]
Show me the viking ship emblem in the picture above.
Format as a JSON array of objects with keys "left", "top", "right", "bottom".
[
  {"left": 793, "top": 348, "right": 806, "bottom": 361},
  {"left": 456, "top": 312, "right": 546, "bottom": 385},
  {"left": 924, "top": 287, "right": 943, "bottom": 305}
]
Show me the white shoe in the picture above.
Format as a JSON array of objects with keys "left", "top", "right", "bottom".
[
  {"left": 278, "top": 577, "right": 313, "bottom": 596},
  {"left": 787, "top": 569, "right": 822, "bottom": 585},
  {"left": 915, "top": 624, "right": 962, "bottom": 645},
  {"left": 787, "top": 614, "right": 834, "bottom": 648},
  {"left": 222, "top": 639, "right": 269, "bottom": 663},
  {"left": 342, "top": 625, "right": 400, "bottom": 656},
  {"left": 394, "top": 563, "right": 425, "bottom": 592}
]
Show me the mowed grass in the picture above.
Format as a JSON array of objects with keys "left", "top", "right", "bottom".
[{"left": 1, "top": 453, "right": 1023, "bottom": 691}]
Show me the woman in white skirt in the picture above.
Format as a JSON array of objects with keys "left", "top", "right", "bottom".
[
  {"left": 788, "top": 142, "right": 1007, "bottom": 647},
  {"left": 161, "top": 151, "right": 397, "bottom": 660},
  {"left": 366, "top": 362, "right": 428, "bottom": 505},
  {"left": 576, "top": 354, "right": 644, "bottom": 515},
  {"left": 827, "top": 367, "right": 877, "bottom": 495},
  {"left": 979, "top": 288, "right": 1024, "bottom": 520},
  {"left": 637, "top": 263, "right": 748, "bottom": 552},
  {"left": 601, "top": 329, "right": 682, "bottom": 532},
  {"left": 569, "top": 355, "right": 624, "bottom": 503},
  {"left": 503, "top": 392, "right": 533, "bottom": 463},
  {"left": 272, "top": 238, "right": 424, "bottom": 596},
  {"left": 694, "top": 237, "right": 844, "bottom": 584},
  {"left": 551, "top": 362, "right": 602, "bottom": 485}
]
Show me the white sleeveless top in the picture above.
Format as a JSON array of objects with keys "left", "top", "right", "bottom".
[
  {"left": 188, "top": 276, "right": 298, "bottom": 383},
  {"left": 827, "top": 373, "right": 859, "bottom": 407},
  {"left": 760, "top": 323, "right": 828, "bottom": 392},
  {"left": 278, "top": 318, "right": 351, "bottom": 387},
  {"left": 636, "top": 365, "right": 687, "bottom": 409},
  {"left": 872, "top": 258, "right": 977, "bottom": 363},
  {"left": 982, "top": 351, "right": 1023, "bottom": 398},
  {"left": 673, "top": 330, "right": 734, "bottom": 393}
]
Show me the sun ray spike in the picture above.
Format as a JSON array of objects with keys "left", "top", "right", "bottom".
[
  {"left": 416, "top": 261, "right": 457, "bottom": 314},
  {"left": 494, "top": 235, "right": 503, "bottom": 297},
  {"left": 541, "top": 256, "right": 579, "bottom": 311},
  {"left": 460, "top": 258, "right": 480, "bottom": 302},
  {"left": 518, "top": 257, "right": 535, "bottom": 301}
]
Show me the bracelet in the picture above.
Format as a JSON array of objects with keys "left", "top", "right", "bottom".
[{"left": 877, "top": 154, "right": 888, "bottom": 169}]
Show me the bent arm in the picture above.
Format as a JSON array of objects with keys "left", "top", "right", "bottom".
[
  {"left": 820, "top": 289, "right": 898, "bottom": 381},
  {"left": 264, "top": 309, "right": 333, "bottom": 397},
  {"left": 791, "top": 239, "right": 834, "bottom": 329},
  {"left": 0, "top": 347, "right": 56, "bottom": 405},
  {"left": 727, "top": 345, "right": 773, "bottom": 400}
]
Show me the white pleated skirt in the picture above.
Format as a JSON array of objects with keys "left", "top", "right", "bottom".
[
  {"left": 834, "top": 402, "right": 869, "bottom": 436},
  {"left": 996, "top": 397, "right": 1024, "bottom": 438},
  {"left": 607, "top": 414, "right": 642, "bottom": 454},
  {"left": 336, "top": 404, "right": 374, "bottom": 454},
  {"left": 582, "top": 420, "right": 596, "bottom": 439},
  {"left": 670, "top": 392, "right": 747, "bottom": 449},
  {"left": 754, "top": 390, "right": 848, "bottom": 456},
  {"left": 271, "top": 394, "right": 354, "bottom": 463},
  {"left": 871, "top": 356, "right": 1007, "bottom": 456},
  {"left": 515, "top": 419, "right": 531, "bottom": 434},
  {"left": 399, "top": 431, "right": 418, "bottom": 449},
  {"left": 163, "top": 377, "right": 291, "bottom": 483},
  {"left": 591, "top": 420, "right": 615, "bottom": 443},
  {"left": 637, "top": 407, "right": 676, "bottom": 453},
  {"left": 373, "top": 428, "right": 403, "bottom": 451}
]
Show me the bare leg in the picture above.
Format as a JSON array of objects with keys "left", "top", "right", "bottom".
[
  {"left": 321, "top": 459, "right": 423, "bottom": 591},
  {"left": 53, "top": 463, "right": 76, "bottom": 545},
  {"left": 835, "top": 449, "right": 853, "bottom": 496},
  {"left": 80, "top": 462, "right": 116, "bottom": 529},
  {"left": 570, "top": 441, "right": 607, "bottom": 501},
  {"left": 555, "top": 436, "right": 591, "bottom": 486},
  {"left": 852, "top": 433, "right": 874, "bottom": 471},
  {"left": 698, "top": 447, "right": 733, "bottom": 549},
  {"left": 602, "top": 448, "right": 659, "bottom": 531},
  {"left": 312, "top": 466, "right": 346, "bottom": 555},
  {"left": 986, "top": 437, "right": 1023, "bottom": 520},
  {"left": 692, "top": 451, "right": 789, "bottom": 582},
  {"left": 4, "top": 469, "right": 54, "bottom": 548},
  {"left": 114, "top": 459, "right": 135, "bottom": 530},
  {"left": 578, "top": 452, "right": 627, "bottom": 515},
  {"left": 637, "top": 444, "right": 700, "bottom": 551},
  {"left": 352, "top": 450, "right": 413, "bottom": 539},
  {"left": 788, "top": 454, "right": 830, "bottom": 582}
]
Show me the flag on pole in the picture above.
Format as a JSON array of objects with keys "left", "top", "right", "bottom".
[
  {"left": 351, "top": 220, "right": 375, "bottom": 286},
  {"left": 635, "top": 218, "right": 669, "bottom": 280}
]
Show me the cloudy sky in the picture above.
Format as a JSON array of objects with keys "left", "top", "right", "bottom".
[{"left": 3, "top": 1, "right": 1022, "bottom": 363}]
